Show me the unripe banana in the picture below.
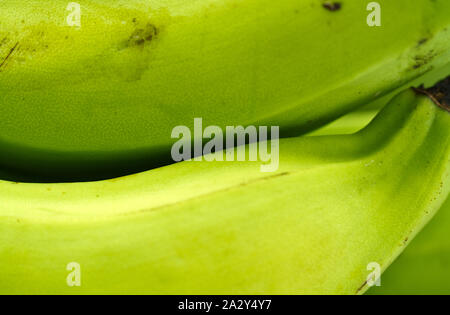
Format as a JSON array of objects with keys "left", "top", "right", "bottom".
[
  {"left": 1, "top": 0, "right": 450, "bottom": 181},
  {"left": 0, "top": 85, "right": 448, "bottom": 294},
  {"left": 310, "top": 63, "right": 450, "bottom": 136},
  {"left": 369, "top": 197, "right": 450, "bottom": 295}
]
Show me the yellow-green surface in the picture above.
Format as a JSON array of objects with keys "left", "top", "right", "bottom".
[
  {"left": 309, "top": 64, "right": 450, "bottom": 136},
  {"left": 311, "top": 80, "right": 450, "bottom": 295},
  {"left": 0, "top": 90, "right": 448, "bottom": 294},
  {"left": 1, "top": 0, "right": 450, "bottom": 180},
  {"left": 369, "top": 197, "right": 450, "bottom": 295}
]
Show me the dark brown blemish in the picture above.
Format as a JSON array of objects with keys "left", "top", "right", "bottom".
[
  {"left": 261, "top": 172, "right": 290, "bottom": 181},
  {"left": 356, "top": 280, "right": 367, "bottom": 295},
  {"left": 417, "top": 38, "right": 428, "bottom": 46},
  {"left": 323, "top": 2, "right": 342, "bottom": 11},
  {"left": 128, "top": 23, "right": 159, "bottom": 47},
  {"left": 0, "top": 42, "right": 19, "bottom": 71},
  {"left": 412, "top": 50, "right": 436, "bottom": 70},
  {"left": 414, "top": 76, "right": 450, "bottom": 113}
]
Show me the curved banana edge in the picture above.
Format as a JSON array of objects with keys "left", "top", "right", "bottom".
[
  {"left": 1, "top": 0, "right": 450, "bottom": 180},
  {"left": 0, "top": 89, "right": 448, "bottom": 294},
  {"left": 367, "top": 197, "right": 450, "bottom": 295},
  {"left": 309, "top": 63, "right": 450, "bottom": 136}
]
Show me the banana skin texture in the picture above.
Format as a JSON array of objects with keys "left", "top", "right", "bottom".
[
  {"left": 309, "top": 64, "right": 450, "bottom": 136},
  {"left": 311, "top": 75, "right": 450, "bottom": 295},
  {"left": 1, "top": 0, "right": 450, "bottom": 181},
  {"left": 368, "top": 197, "right": 450, "bottom": 295},
  {"left": 0, "top": 89, "right": 448, "bottom": 294}
]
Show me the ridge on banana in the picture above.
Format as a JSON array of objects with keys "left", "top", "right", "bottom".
[
  {"left": 308, "top": 65, "right": 450, "bottom": 136},
  {"left": 369, "top": 78, "right": 450, "bottom": 295},
  {"left": 1, "top": 0, "right": 450, "bottom": 182},
  {"left": 0, "top": 83, "right": 448, "bottom": 294}
]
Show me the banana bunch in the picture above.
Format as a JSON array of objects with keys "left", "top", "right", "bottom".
[
  {"left": 0, "top": 87, "right": 448, "bottom": 294},
  {"left": 1, "top": 0, "right": 450, "bottom": 180}
]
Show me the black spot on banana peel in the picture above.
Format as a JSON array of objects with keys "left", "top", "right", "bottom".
[
  {"left": 323, "top": 2, "right": 342, "bottom": 12},
  {"left": 417, "top": 38, "right": 429, "bottom": 47},
  {"left": 0, "top": 87, "right": 448, "bottom": 294}
]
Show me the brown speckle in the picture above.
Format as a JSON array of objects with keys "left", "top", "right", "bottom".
[
  {"left": 0, "top": 42, "right": 19, "bottom": 71},
  {"left": 128, "top": 23, "right": 159, "bottom": 48},
  {"left": 323, "top": 2, "right": 342, "bottom": 11},
  {"left": 356, "top": 281, "right": 367, "bottom": 294},
  {"left": 417, "top": 38, "right": 428, "bottom": 46},
  {"left": 412, "top": 50, "right": 437, "bottom": 70}
]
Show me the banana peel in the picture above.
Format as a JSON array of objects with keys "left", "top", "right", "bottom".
[
  {"left": 311, "top": 76, "right": 450, "bottom": 295},
  {"left": 0, "top": 87, "right": 448, "bottom": 294},
  {"left": 368, "top": 197, "right": 450, "bottom": 295},
  {"left": 309, "top": 64, "right": 450, "bottom": 136},
  {"left": 1, "top": 0, "right": 450, "bottom": 181}
]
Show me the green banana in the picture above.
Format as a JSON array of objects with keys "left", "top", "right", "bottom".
[
  {"left": 368, "top": 197, "right": 450, "bottom": 295},
  {"left": 310, "top": 75, "right": 450, "bottom": 294},
  {"left": 0, "top": 86, "right": 448, "bottom": 294},
  {"left": 1, "top": 0, "right": 450, "bottom": 181}
]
